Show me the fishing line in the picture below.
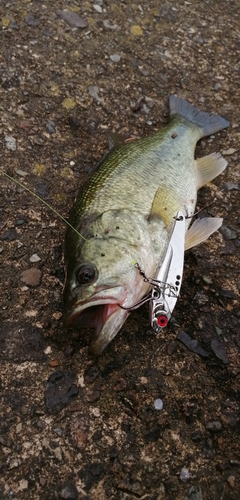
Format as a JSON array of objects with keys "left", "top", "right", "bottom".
[
  {"left": 0, "top": 171, "right": 87, "bottom": 242},
  {"left": 173, "top": 202, "right": 214, "bottom": 221}
]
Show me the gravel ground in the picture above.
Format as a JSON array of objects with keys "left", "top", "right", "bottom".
[{"left": 0, "top": 1, "right": 240, "bottom": 499}]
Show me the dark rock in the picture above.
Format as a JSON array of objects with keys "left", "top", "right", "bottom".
[
  {"left": 191, "top": 429, "right": 203, "bottom": 442},
  {"left": 117, "top": 474, "right": 145, "bottom": 497},
  {"left": 184, "top": 485, "right": 203, "bottom": 500},
  {"left": 68, "top": 116, "right": 80, "bottom": 131},
  {"left": 65, "top": 345, "right": 75, "bottom": 357},
  {"left": 211, "top": 339, "right": 229, "bottom": 364},
  {"left": 0, "top": 229, "right": 18, "bottom": 241},
  {"left": 193, "top": 291, "right": 209, "bottom": 306},
  {"left": 2, "top": 76, "right": 20, "bottom": 89},
  {"left": 0, "top": 436, "right": 12, "bottom": 448},
  {"left": 46, "top": 120, "right": 56, "bottom": 134},
  {"left": 144, "top": 426, "right": 160, "bottom": 443},
  {"left": 86, "top": 390, "right": 100, "bottom": 403},
  {"left": 4, "top": 391, "right": 25, "bottom": 409},
  {"left": 79, "top": 462, "right": 105, "bottom": 491},
  {"left": 167, "top": 340, "right": 178, "bottom": 355},
  {"left": 57, "top": 10, "right": 88, "bottom": 29},
  {"left": 92, "top": 430, "right": 102, "bottom": 443},
  {"left": 25, "top": 14, "right": 40, "bottom": 27},
  {"left": 59, "top": 481, "right": 78, "bottom": 499},
  {"left": 205, "top": 420, "right": 222, "bottom": 432},
  {"left": 202, "top": 437, "right": 215, "bottom": 459},
  {"left": 45, "top": 371, "right": 78, "bottom": 414},
  {"left": 0, "top": 322, "right": 46, "bottom": 362},
  {"left": 220, "top": 289, "right": 237, "bottom": 299},
  {"left": 164, "top": 477, "right": 179, "bottom": 494},
  {"left": 84, "top": 365, "right": 99, "bottom": 384},
  {"left": 220, "top": 225, "right": 238, "bottom": 240},
  {"left": 214, "top": 82, "right": 221, "bottom": 91},
  {"left": 177, "top": 331, "right": 209, "bottom": 358}
]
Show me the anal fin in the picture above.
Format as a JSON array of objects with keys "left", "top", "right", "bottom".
[
  {"left": 196, "top": 153, "right": 227, "bottom": 189},
  {"left": 185, "top": 217, "right": 223, "bottom": 251}
]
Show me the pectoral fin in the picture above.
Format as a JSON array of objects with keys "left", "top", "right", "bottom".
[
  {"left": 196, "top": 153, "right": 227, "bottom": 189},
  {"left": 149, "top": 186, "right": 180, "bottom": 227},
  {"left": 185, "top": 217, "right": 223, "bottom": 251}
]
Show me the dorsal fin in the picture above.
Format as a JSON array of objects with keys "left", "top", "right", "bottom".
[{"left": 196, "top": 153, "right": 228, "bottom": 189}]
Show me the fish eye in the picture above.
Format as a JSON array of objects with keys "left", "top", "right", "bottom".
[{"left": 76, "top": 264, "right": 98, "bottom": 285}]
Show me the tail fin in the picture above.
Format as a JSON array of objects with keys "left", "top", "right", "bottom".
[{"left": 169, "top": 95, "right": 229, "bottom": 139}]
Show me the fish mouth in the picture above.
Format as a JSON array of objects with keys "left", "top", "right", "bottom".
[{"left": 64, "top": 286, "right": 129, "bottom": 356}]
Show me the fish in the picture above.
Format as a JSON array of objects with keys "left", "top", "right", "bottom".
[{"left": 63, "top": 95, "right": 229, "bottom": 356}]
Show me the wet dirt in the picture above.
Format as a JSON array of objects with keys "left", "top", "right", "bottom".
[{"left": 0, "top": 1, "right": 240, "bottom": 499}]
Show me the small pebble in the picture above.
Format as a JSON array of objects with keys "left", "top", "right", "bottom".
[
  {"left": 110, "top": 54, "right": 121, "bottom": 62},
  {"left": 227, "top": 475, "right": 236, "bottom": 489},
  {"left": 202, "top": 275, "right": 213, "bottom": 284},
  {"left": 87, "top": 390, "right": 101, "bottom": 403},
  {"left": 154, "top": 398, "right": 163, "bottom": 410},
  {"left": 16, "top": 169, "right": 29, "bottom": 177},
  {"left": 56, "top": 10, "right": 88, "bottom": 28},
  {"left": 220, "top": 225, "right": 237, "bottom": 240},
  {"left": 5, "top": 135, "right": 17, "bottom": 151},
  {"left": 29, "top": 253, "right": 41, "bottom": 263},
  {"left": 103, "top": 20, "right": 120, "bottom": 30},
  {"left": 59, "top": 481, "right": 78, "bottom": 500},
  {"left": 184, "top": 486, "right": 203, "bottom": 500},
  {"left": 53, "top": 427, "right": 62, "bottom": 437},
  {"left": 222, "top": 148, "right": 238, "bottom": 155},
  {"left": 44, "top": 346, "right": 52, "bottom": 354},
  {"left": 21, "top": 268, "right": 42, "bottom": 287},
  {"left": 49, "top": 359, "right": 59, "bottom": 367},
  {"left": 224, "top": 181, "right": 239, "bottom": 190},
  {"left": 211, "top": 339, "right": 229, "bottom": 364},
  {"left": 25, "top": 14, "right": 40, "bottom": 27},
  {"left": 46, "top": 120, "right": 56, "bottom": 134},
  {"left": 205, "top": 420, "right": 222, "bottom": 432},
  {"left": 88, "top": 85, "right": 102, "bottom": 103},
  {"left": 93, "top": 4, "right": 102, "bottom": 13},
  {"left": 180, "top": 467, "right": 190, "bottom": 482},
  {"left": 214, "top": 82, "right": 221, "bottom": 91}
]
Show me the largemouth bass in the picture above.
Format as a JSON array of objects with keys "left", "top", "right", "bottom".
[{"left": 64, "top": 95, "right": 229, "bottom": 355}]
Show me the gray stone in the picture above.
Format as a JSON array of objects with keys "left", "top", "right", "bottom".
[
  {"left": 184, "top": 485, "right": 203, "bottom": 500},
  {"left": 5, "top": 135, "right": 17, "bottom": 151},
  {"left": 56, "top": 10, "right": 88, "bottom": 28},
  {"left": 59, "top": 481, "right": 78, "bottom": 499},
  {"left": 211, "top": 339, "right": 229, "bottom": 364},
  {"left": 220, "top": 225, "right": 238, "bottom": 240},
  {"left": 88, "top": 85, "right": 102, "bottom": 103},
  {"left": 110, "top": 54, "right": 121, "bottom": 62}
]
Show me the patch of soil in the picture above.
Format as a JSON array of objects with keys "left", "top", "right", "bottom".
[{"left": 0, "top": 1, "right": 240, "bottom": 499}]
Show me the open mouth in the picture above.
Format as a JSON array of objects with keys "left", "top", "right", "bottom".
[
  {"left": 65, "top": 301, "right": 120, "bottom": 332},
  {"left": 64, "top": 287, "right": 128, "bottom": 355}
]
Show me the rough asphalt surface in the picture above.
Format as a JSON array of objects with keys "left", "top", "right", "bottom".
[{"left": 0, "top": 1, "right": 240, "bottom": 499}]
